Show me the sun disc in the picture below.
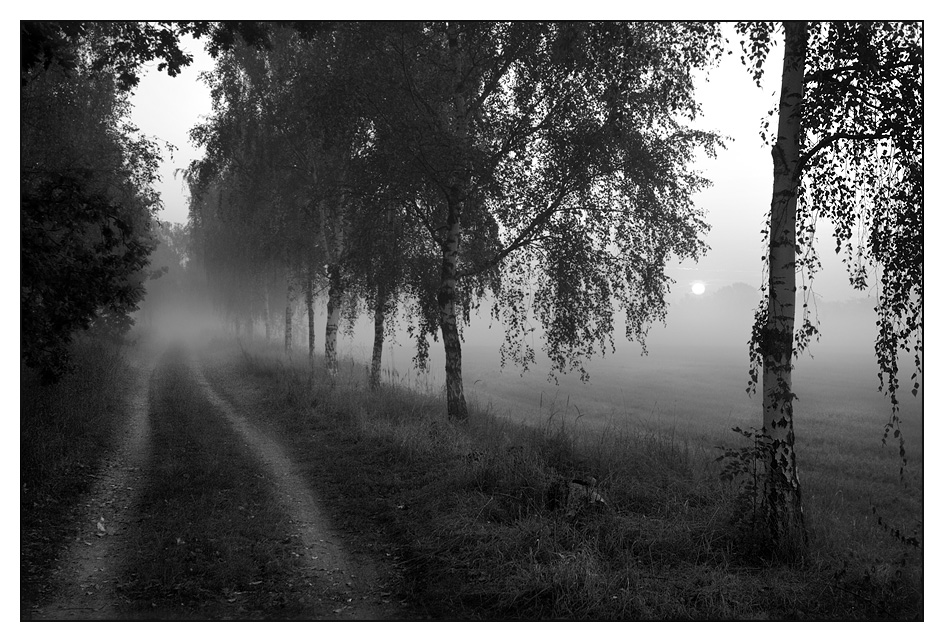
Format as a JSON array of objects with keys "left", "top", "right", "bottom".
[{"left": 691, "top": 282, "right": 706, "bottom": 295}]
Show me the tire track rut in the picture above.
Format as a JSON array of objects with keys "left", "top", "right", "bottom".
[
  {"left": 31, "top": 343, "right": 395, "bottom": 620},
  {"left": 189, "top": 354, "right": 392, "bottom": 620},
  {"left": 31, "top": 348, "right": 156, "bottom": 621}
]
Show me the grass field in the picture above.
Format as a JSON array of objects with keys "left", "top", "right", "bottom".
[
  {"left": 220, "top": 332, "right": 923, "bottom": 619},
  {"left": 399, "top": 338, "right": 923, "bottom": 566},
  {"left": 338, "top": 331, "right": 923, "bottom": 478}
]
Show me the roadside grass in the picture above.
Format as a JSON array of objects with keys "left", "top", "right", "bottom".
[
  {"left": 113, "top": 344, "right": 321, "bottom": 620},
  {"left": 20, "top": 333, "right": 136, "bottom": 617},
  {"left": 206, "top": 337, "right": 923, "bottom": 620}
]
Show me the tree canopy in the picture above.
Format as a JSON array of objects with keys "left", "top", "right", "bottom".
[
  {"left": 182, "top": 21, "right": 726, "bottom": 418},
  {"left": 21, "top": 24, "right": 167, "bottom": 380}
]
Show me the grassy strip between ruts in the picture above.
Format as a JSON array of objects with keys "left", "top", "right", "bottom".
[
  {"left": 20, "top": 334, "right": 137, "bottom": 619},
  {"left": 203, "top": 337, "right": 922, "bottom": 621},
  {"left": 111, "top": 344, "right": 323, "bottom": 619}
]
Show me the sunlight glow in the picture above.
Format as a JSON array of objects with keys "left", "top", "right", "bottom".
[{"left": 691, "top": 281, "right": 706, "bottom": 295}]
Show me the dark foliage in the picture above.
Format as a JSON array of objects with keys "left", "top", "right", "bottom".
[
  {"left": 21, "top": 21, "right": 193, "bottom": 91},
  {"left": 21, "top": 26, "right": 162, "bottom": 381},
  {"left": 21, "top": 172, "right": 153, "bottom": 381}
]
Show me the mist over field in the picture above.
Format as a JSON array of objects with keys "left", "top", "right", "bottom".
[{"left": 248, "top": 281, "right": 921, "bottom": 459}]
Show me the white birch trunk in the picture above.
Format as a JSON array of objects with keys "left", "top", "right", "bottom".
[
  {"left": 318, "top": 201, "right": 345, "bottom": 378},
  {"left": 439, "top": 209, "right": 468, "bottom": 420},
  {"left": 324, "top": 266, "right": 341, "bottom": 377},
  {"left": 306, "top": 272, "right": 315, "bottom": 380},
  {"left": 762, "top": 20, "right": 807, "bottom": 552},
  {"left": 439, "top": 22, "right": 471, "bottom": 422},
  {"left": 284, "top": 277, "right": 294, "bottom": 355},
  {"left": 264, "top": 283, "right": 272, "bottom": 342},
  {"left": 369, "top": 285, "right": 387, "bottom": 389}
]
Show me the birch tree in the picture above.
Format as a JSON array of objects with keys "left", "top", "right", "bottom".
[
  {"left": 188, "top": 22, "right": 727, "bottom": 424},
  {"left": 736, "top": 21, "right": 922, "bottom": 554},
  {"left": 257, "top": 28, "right": 365, "bottom": 378},
  {"left": 361, "top": 22, "right": 724, "bottom": 420},
  {"left": 189, "top": 36, "right": 320, "bottom": 348},
  {"left": 190, "top": 26, "right": 395, "bottom": 379}
]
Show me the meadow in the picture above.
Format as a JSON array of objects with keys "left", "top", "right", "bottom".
[
  {"left": 337, "top": 314, "right": 923, "bottom": 477},
  {"left": 250, "top": 308, "right": 923, "bottom": 619}
]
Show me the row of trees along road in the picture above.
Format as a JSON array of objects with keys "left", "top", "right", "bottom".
[
  {"left": 21, "top": 21, "right": 921, "bottom": 559},
  {"left": 186, "top": 22, "right": 725, "bottom": 421}
]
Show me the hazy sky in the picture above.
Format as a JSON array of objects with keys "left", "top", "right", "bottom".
[
  {"left": 129, "top": 23, "right": 883, "bottom": 302},
  {"left": 130, "top": 34, "right": 214, "bottom": 226}
]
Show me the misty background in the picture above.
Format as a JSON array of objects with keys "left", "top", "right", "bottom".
[{"left": 126, "top": 26, "right": 923, "bottom": 453}]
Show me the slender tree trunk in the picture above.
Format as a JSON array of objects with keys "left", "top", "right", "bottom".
[
  {"left": 284, "top": 277, "right": 294, "bottom": 355},
  {"left": 264, "top": 283, "right": 272, "bottom": 342},
  {"left": 438, "top": 22, "right": 471, "bottom": 422},
  {"left": 306, "top": 271, "right": 315, "bottom": 380},
  {"left": 318, "top": 200, "right": 344, "bottom": 379},
  {"left": 370, "top": 284, "right": 387, "bottom": 390},
  {"left": 324, "top": 265, "right": 342, "bottom": 377},
  {"left": 762, "top": 20, "right": 808, "bottom": 554},
  {"left": 439, "top": 203, "right": 469, "bottom": 421}
]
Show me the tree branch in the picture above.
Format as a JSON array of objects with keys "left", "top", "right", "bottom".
[
  {"left": 456, "top": 178, "right": 573, "bottom": 279},
  {"left": 806, "top": 57, "right": 921, "bottom": 85},
  {"left": 795, "top": 130, "right": 892, "bottom": 181}
]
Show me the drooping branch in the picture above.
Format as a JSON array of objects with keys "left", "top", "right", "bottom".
[{"left": 794, "top": 129, "right": 892, "bottom": 181}]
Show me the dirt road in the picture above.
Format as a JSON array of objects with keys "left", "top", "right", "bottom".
[
  {"left": 30, "top": 346, "right": 156, "bottom": 620},
  {"left": 189, "top": 354, "right": 393, "bottom": 619},
  {"left": 31, "top": 341, "right": 397, "bottom": 620}
]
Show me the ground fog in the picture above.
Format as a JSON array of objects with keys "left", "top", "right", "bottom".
[{"left": 327, "top": 286, "right": 922, "bottom": 463}]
